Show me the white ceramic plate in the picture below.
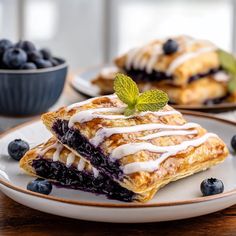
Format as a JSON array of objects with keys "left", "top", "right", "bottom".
[
  {"left": 0, "top": 112, "right": 235, "bottom": 223},
  {"left": 71, "top": 65, "right": 236, "bottom": 112}
]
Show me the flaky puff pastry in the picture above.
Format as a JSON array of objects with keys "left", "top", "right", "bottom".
[
  {"left": 139, "top": 77, "right": 229, "bottom": 105},
  {"left": 41, "top": 95, "right": 228, "bottom": 199},
  {"left": 92, "top": 73, "right": 232, "bottom": 105},
  {"left": 20, "top": 137, "right": 142, "bottom": 202},
  {"left": 115, "top": 35, "right": 219, "bottom": 86}
]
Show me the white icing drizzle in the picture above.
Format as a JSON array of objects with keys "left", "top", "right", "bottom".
[
  {"left": 213, "top": 71, "right": 230, "bottom": 82},
  {"left": 68, "top": 107, "right": 180, "bottom": 127},
  {"left": 100, "top": 67, "right": 119, "bottom": 78},
  {"left": 39, "top": 142, "right": 59, "bottom": 156},
  {"left": 90, "top": 122, "right": 200, "bottom": 147},
  {"left": 166, "top": 47, "right": 216, "bottom": 76},
  {"left": 124, "top": 36, "right": 216, "bottom": 75},
  {"left": 68, "top": 107, "right": 125, "bottom": 127},
  {"left": 146, "top": 45, "right": 162, "bottom": 73},
  {"left": 122, "top": 133, "right": 217, "bottom": 174},
  {"left": 77, "top": 158, "right": 86, "bottom": 171},
  {"left": 138, "top": 129, "right": 198, "bottom": 140},
  {"left": 66, "top": 152, "right": 75, "bottom": 167},
  {"left": 92, "top": 167, "right": 99, "bottom": 178},
  {"left": 126, "top": 48, "right": 140, "bottom": 69},
  {"left": 52, "top": 145, "right": 63, "bottom": 161},
  {"left": 66, "top": 94, "right": 117, "bottom": 111},
  {"left": 38, "top": 141, "right": 99, "bottom": 176}
]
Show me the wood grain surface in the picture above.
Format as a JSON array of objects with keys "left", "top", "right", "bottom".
[{"left": 1, "top": 191, "right": 236, "bottom": 236}]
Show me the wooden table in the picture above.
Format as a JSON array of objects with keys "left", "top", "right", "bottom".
[
  {"left": 1, "top": 81, "right": 236, "bottom": 236},
  {"left": 1, "top": 191, "right": 236, "bottom": 236}
]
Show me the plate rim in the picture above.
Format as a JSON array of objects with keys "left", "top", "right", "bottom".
[
  {"left": 0, "top": 111, "right": 235, "bottom": 208},
  {"left": 70, "top": 65, "right": 236, "bottom": 111}
]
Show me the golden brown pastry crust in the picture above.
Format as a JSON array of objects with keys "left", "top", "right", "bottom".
[
  {"left": 91, "top": 75, "right": 232, "bottom": 104},
  {"left": 41, "top": 96, "right": 228, "bottom": 196},
  {"left": 20, "top": 138, "right": 93, "bottom": 176},
  {"left": 115, "top": 35, "right": 219, "bottom": 86}
]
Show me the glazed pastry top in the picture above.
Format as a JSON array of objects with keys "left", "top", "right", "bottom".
[
  {"left": 42, "top": 95, "right": 228, "bottom": 176},
  {"left": 115, "top": 35, "right": 221, "bottom": 86}
]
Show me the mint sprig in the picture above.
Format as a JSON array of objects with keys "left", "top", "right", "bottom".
[
  {"left": 218, "top": 49, "right": 236, "bottom": 92},
  {"left": 114, "top": 73, "right": 168, "bottom": 116}
]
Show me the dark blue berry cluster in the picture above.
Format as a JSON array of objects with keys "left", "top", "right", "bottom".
[{"left": 0, "top": 39, "right": 62, "bottom": 70}]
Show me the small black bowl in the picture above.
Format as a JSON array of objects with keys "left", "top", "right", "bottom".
[{"left": 0, "top": 59, "right": 67, "bottom": 116}]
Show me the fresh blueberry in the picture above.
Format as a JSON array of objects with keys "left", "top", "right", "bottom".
[
  {"left": 40, "top": 48, "right": 52, "bottom": 60},
  {"left": 21, "top": 62, "right": 37, "bottom": 70},
  {"left": 8, "top": 139, "right": 29, "bottom": 161},
  {"left": 163, "top": 39, "right": 179, "bottom": 55},
  {"left": 3, "top": 48, "right": 27, "bottom": 69},
  {"left": 231, "top": 135, "right": 236, "bottom": 152},
  {"left": 34, "top": 58, "right": 52, "bottom": 68},
  {"left": 0, "top": 39, "right": 13, "bottom": 56},
  {"left": 15, "top": 40, "right": 36, "bottom": 53},
  {"left": 27, "top": 50, "right": 43, "bottom": 62},
  {"left": 200, "top": 178, "right": 224, "bottom": 196},
  {"left": 50, "top": 57, "right": 60, "bottom": 66},
  {"left": 27, "top": 178, "right": 52, "bottom": 195}
]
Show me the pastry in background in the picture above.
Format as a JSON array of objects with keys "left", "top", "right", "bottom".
[{"left": 92, "top": 35, "right": 236, "bottom": 105}]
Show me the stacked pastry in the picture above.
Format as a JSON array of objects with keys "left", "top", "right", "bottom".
[
  {"left": 20, "top": 93, "right": 228, "bottom": 202},
  {"left": 93, "top": 35, "right": 235, "bottom": 105}
]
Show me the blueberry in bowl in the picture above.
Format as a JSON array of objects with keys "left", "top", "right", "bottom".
[{"left": 0, "top": 39, "right": 67, "bottom": 116}]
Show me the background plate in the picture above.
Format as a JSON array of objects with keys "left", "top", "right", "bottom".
[
  {"left": 71, "top": 65, "right": 236, "bottom": 113},
  {"left": 0, "top": 112, "right": 235, "bottom": 223}
]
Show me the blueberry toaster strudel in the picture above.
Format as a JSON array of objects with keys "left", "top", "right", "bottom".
[
  {"left": 41, "top": 94, "right": 228, "bottom": 197},
  {"left": 92, "top": 35, "right": 236, "bottom": 105},
  {"left": 20, "top": 137, "right": 137, "bottom": 202}
]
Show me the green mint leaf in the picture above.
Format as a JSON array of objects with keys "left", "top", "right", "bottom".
[
  {"left": 124, "top": 107, "right": 136, "bottom": 116},
  {"left": 114, "top": 73, "right": 139, "bottom": 106},
  {"left": 136, "top": 90, "right": 168, "bottom": 112},
  {"left": 228, "top": 74, "right": 236, "bottom": 93},
  {"left": 218, "top": 49, "right": 236, "bottom": 74}
]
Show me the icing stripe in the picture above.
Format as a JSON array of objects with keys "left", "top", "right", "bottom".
[
  {"left": 52, "top": 145, "right": 63, "bottom": 162},
  {"left": 90, "top": 122, "right": 200, "bottom": 147},
  {"left": 122, "top": 133, "right": 217, "bottom": 174},
  {"left": 139, "top": 129, "right": 198, "bottom": 140},
  {"left": 92, "top": 167, "right": 99, "bottom": 178},
  {"left": 68, "top": 107, "right": 180, "bottom": 127},
  {"left": 110, "top": 130, "right": 198, "bottom": 160},
  {"left": 66, "top": 94, "right": 117, "bottom": 111},
  {"left": 166, "top": 47, "right": 216, "bottom": 76},
  {"left": 66, "top": 152, "right": 75, "bottom": 167},
  {"left": 77, "top": 158, "right": 86, "bottom": 171}
]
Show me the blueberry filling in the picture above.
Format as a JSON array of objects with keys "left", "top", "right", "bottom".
[
  {"left": 52, "top": 120, "right": 123, "bottom": 180},
  {"left": 203, "top": 93, "right": 230, "bottom": 105},
  {"left": 124, "top": 68, "right": 173, "bottom": 83},
  {"left": 124, "top": 67, "right": 221, "bottom": 84},
  {"left": 168, "top": 93, "right": 230, "bottom": 106},
  {"left": 32, "top": 158, "right": 135, "bottom": 202}
]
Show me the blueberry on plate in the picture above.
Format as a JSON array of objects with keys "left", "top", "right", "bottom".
[
  {"left": 163, "top": 39, "right": 179, "bottom": 55},
  {"left": 8, "top": 139, "right": 29, "bottom": 161},
  {"left": 27, "top": 178, "right": 52, "bottom": 195},
  {"left": 15, "top": 40, "right": 36, "bottom": 53},
  {"left": 0, "top": 39, "right": 13, "bottom": 56},
  {"left": 40, "top": 48, "right": 52, "bottom": 60},
  {"left": 21, "top": 62, "right": 37, "bottom": 70},
  {"left": 27, "top": 50, "right": 43, "bottom": 62},
  {"left": 231, "top": 135, "right": 236, "bottom": 152},
  {"left": 34, "top": 58, "right": 52, "bottom": 68},
  {"left": 200, "top": 178, "right": 224, "bottom": 196},
  {"left": 3, "top": 48, "right": 27, "bottom": 69}
]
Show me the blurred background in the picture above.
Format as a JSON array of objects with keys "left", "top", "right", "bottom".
[{"left": 1, "top": 0, "right": 235, "bottom": 70}]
